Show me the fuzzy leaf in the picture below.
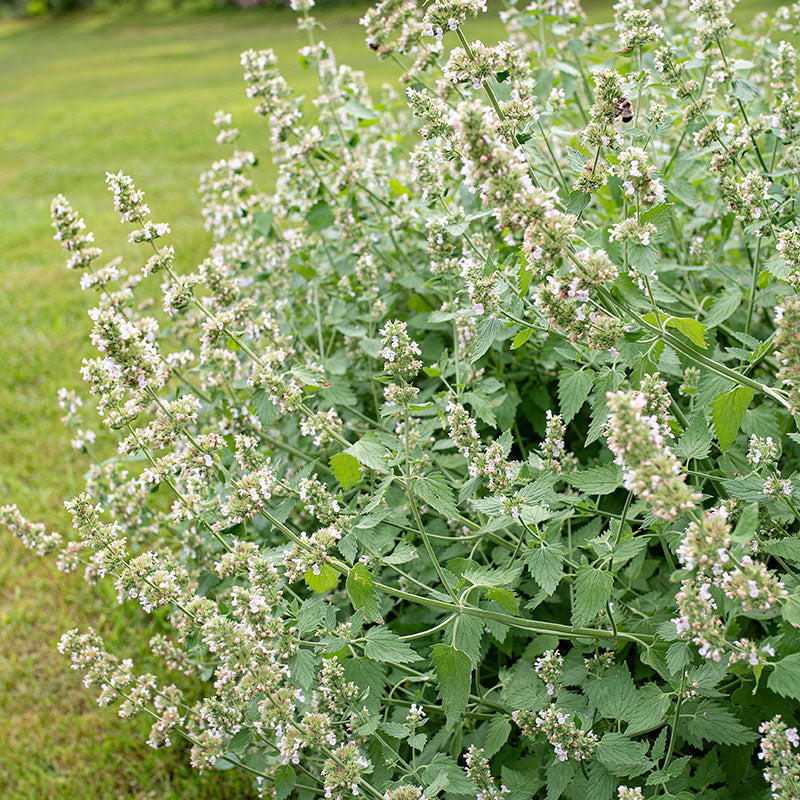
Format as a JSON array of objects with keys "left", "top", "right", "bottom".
[
  {"left": 431, "top": 644, "right": 472, "bottom": 727},
  {"left": 471, "top": 317, "right": 503, "bottom": 362},
  {"left": 687, "top": 700, "right": 757, "bottom": 745},
  {"left": 710, "top": 386, "right": 754, "bottom": 451},
  {"left": 558, "top": 369, "right": 593, "bottom": 424},
  {"left": 768, "top": 654, "right": 800, "bottom": 701},
  {"left": 413, "top": 472, "right": 459, "bottom": 519},
  {"left": 522, "top": 542, "right": 564, "bottom": 595},
  {"left": 364, "top": 626, "right": 419, "bottom": 664},
  {"left": 345, "top": 432, "right": 392, "bottom": 473},
  {"left": 347, "top": 563, "right": 383, "bottom": 623},
  {"left": 572, "top": 564, "right": 613, "bottom": 626},
  {"left": 330, "top": 452, "right": 362, "bottom": 490},
  {"left": 673, "top": 411, "right": 713, "bottom": 460},
  {"left": 304, "top": 564, "right": 338, "bottom": 594},
  {"left": 596, "top": 733, "right": 650, "bottom": 777},
  {"left": 563, "top": 464, "right": 621, "bottom": 495}
]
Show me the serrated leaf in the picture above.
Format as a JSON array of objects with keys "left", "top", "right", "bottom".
[
  {"left": 297, "top": 595, "right": 327, "bottom": 633},
  {"left": 343, "top": 657, "right": 386, "bottom": 715},
  {"left": 705, "top": 290, "right": 740, "bottom": 328},
  {"left": 384, "top": 542, "right": 417, "bottom": 565},
  {"left": 511, "top": 327, "right": 533, "bottom": 350},
  {"left": 625, "top": 684, "right": 670, "bottom": 735},
  {"left": 687, "top": 700, "right": 756, "bottom": 745},
  {"left": 364, "top": 626, "right": 420, "bottom": 664},
  {"left": 710, "top": 386, "right": 754, "bottom": 451},
  {"left": 471, "top": 317, "right": 503, "bottom": 362},
  {"left": 596, "top": 733, "right": 650, "bottom": 777},
  {"left": 585, "top": 762, "right": 616, "bottom": 800},
  {"left": 431, "top": 644, "right": 472, "bottom": 727},
  {"left": 252, "top": 388, "right": 277, "bottom": 427},
  {"left": 586, "top": 666, "right": 637, "bottom": 720},
  {"left": 522, "top": 542, "right": 564, "bottom": 595},
  {"left": 482, "top": 716, "right": 511, "bottom": 758},
  {"left": 287, "top": 648, "right": 317, "bottom": 689},
  {"left": 563, "top": 464, "right": 621, "bottom": 495},
  {"left": 768, "top": 653, "right": 800, "bottom": 701},
  {"left": 330, "top": 452, "right": 361, "bottom": 490},
  {"left": 304, "top": 564, "right": 338, "bottom": 594},
  {"left": 274, "top": 764, "right": 296, "bottom": 800},
  {"left": 572, "top": 564, "right": 613, "bottom": 626},
  {"left": 413, "top": 472, "right": 459, "bottom": 519},
  {"left": 227, "top": 727, "right": 253, "bottom": 755},
  {"left": 666, "top": 316, "right": 707, "bottom": 348},
  {"left": 673, "top": 411, "right": 712, "bottom": 460},
  {"left": 347, "top": 563, "right": 383, "bottom": 623},
  {"left": 345, "top": 432, "right": 391, "bottom": 473},
  {"left": 558, "top": 369, "right": 593, "bottom": 424}
]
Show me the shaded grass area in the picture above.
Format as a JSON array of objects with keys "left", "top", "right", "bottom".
[{"left": 0, "top": 1, "right": 777, "bottom": 797}]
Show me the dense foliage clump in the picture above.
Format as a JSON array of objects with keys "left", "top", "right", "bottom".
[{"left": 5, "top": 0, "right": 800, "bottom": 798}]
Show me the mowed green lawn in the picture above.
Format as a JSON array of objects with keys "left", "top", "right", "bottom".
[
  {"left": 0, "top": 1, "right": 776, "bottom": 798},
  {"left": 0, "top": 7, "right": 404, "bottom": 797}
]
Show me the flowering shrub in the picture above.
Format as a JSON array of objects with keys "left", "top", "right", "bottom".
[{"left": 6, "top": 0, "right": 800, "bottom": 797}]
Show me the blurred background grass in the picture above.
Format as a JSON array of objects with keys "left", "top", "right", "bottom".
[{"left": 0, "top": 1, "right": 778, "bottom": 797}]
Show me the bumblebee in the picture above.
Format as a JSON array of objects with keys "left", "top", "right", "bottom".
[{"left": 614, "top": 97, "right": 634, "bottom": 124}]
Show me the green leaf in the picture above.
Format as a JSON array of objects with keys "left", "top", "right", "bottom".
[
  {"left": 227, "top": 727, "right": 253, "bottom": 755},
  {"left": 471, "top": 317, "right": 503, "bottom": 362},
  {"left": 252, "top": 388, "right": 277, "bottom": 427},
  {"left": 346, "top": 563, "right": 383, "bottom": 623},
  {"left": 486, "top": 586, "right": 519, "bottom": 614},
  {"left": 343, "top": 657, "right": 386, "bottom": 715},
  {"left": 297, "top": 596, "right": 327, "bottom": 633},
  {"left": 625, "top": 684, "right": 670, "bottom": 735},
  {"left": 666, "top": 316, "right": 707, "bottom": 349},
  {"left": 673, "top": 410, "right": 712, "bottom": 460},
  {"left": 304, "top": 564, "right": 339, "bottom": 594},
  {"left": 731, "top": 502, "right": 759, "bottom": 542},
  {"left": 511, "top": 327, "right": 533, "bottom": 350},
  {"left": 330, "top": 452, "right": 362, "bottom": 490},
  {"left": 558, "top": 369, "right": 593, "bottom": 424},
  {"left": 563, "top": 464, "right": 621, "bottom": 495},
  {"left": 306, "top": 201, "right": 335, "bottom": 232},
  {"left": 342, "top": 98, "right": 380, "bottom": 120},
  {"left": 345, "top": 432, "right": 391, "bottom": 473},
  {"left": 596, "top": 732, "right": 650, "bottom": 777},
  {"left": 274, "top": 764, "right": 296, "bottom": 800},
  {"left": 482, "top": 716, "right": 511, "bottom": 758},
  {"left": 687, "top": 700, "right": 757, "bottom": 745},
  {"left": 710, "top": 386, "right": 754, "bottom": 451},
  {"left": 768, "top": 654, "right": 800, "bottom": 701},
  {"left": 413, "top": 472, "right": 459, "bottom": 519},
  {"left": 704, "top": 290, "right": 741, "bottom": 328},
  {"left": 572, "top": 564, "right": 613, "bottom": 626},
  {"left": 762, "top": 538, "right": 800, "bottom": 565},
  {"left": 287, "top": 648, "right": 317, "bottom": 689},
  {"left": 364, "top": 626, "right": 419, "bottom": 664},
  {"left": 781, "top": 590, "right": 800, "bottom": 627},
  {"left": 586, "top": 666, "right": 637, "bottom": 720},
  {"left": 430, "top": 643, "right": 472, "bottom": 727},
  {"left": 522, "top": 542, "right": 564, "bottom": 595}
]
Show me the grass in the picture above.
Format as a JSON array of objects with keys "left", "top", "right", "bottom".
[
  {"left": 0, "top": 1, "right": 777, "bottom": 797},
  {"left": 0, "top": 6, "right": 403, "bottom": 797}
]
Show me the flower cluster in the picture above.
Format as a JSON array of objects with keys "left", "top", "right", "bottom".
[
  {"left": 513, "top": 705, "right": 599, "bottom": 762},
  {"left": 605, "top": 389, "right": 699, "bottom": 520},
  {"left": 758, "top": 715, "right": 800, "bottom": 800}
]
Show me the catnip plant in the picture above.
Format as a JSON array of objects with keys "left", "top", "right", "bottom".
[{"left": 5, "top": 0, "right": 800, "bottom": 797}]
